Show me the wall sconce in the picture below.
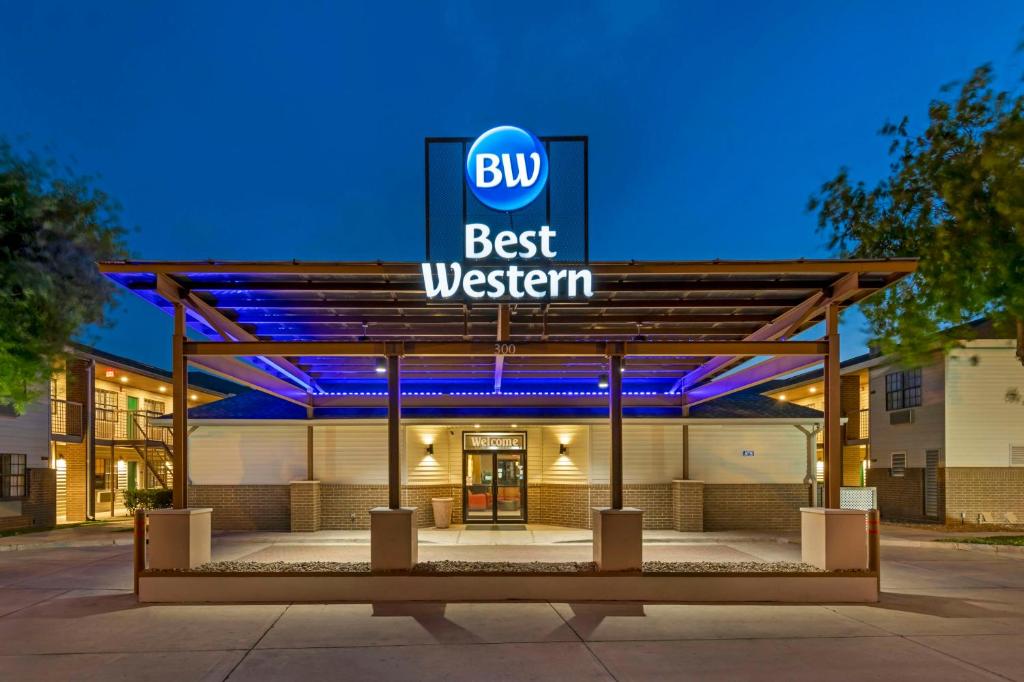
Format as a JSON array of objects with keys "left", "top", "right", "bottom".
[
  {"left": 559, "top": 443, "right": 568, "bottom": 455},
  {"left": 425, "top": 443, "right": 435, "bottom": 456},
  {"left": 597, "top": 374, "right": 609, "bottom": 389},
  {"left": 375, "top": 358, "right": 387, "bottom": 374}
]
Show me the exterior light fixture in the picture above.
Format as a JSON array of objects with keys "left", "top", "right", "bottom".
[
  {"left": 120, "top": 376, "right": 128, "bottom": 383},
  {"left": 598, "top": 374, "right": 609, "bottom": 389},
  {"left": 158, "top": 386, "right": 167, "bottom": 393},
  {"left": 559, "top": 443, "right": 568, "bottom": 455},
  {"left": 425, "top": 443, "right": 435, "bottom": 455},
  {"left": 510, "top": 423, "right": 517, "bottom": 428},
  {"left": 778, "top": 394, "right": 787, "bottom": 401},
  {"left": 189, "top": 394, "right": 198, "bottom": 401},
  {"left": 375, "top": 358, "right": 387, "bottom": 374},
  {"left": 809, "top": 386, "right": 817, "bottom": 394}
]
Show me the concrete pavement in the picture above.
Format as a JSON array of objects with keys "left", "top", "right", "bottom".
[{"left": 0, "top": 531, "right": 1023, "bottom": 680}]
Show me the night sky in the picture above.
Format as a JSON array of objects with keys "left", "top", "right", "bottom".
[{"left": 1, "top": 2, "right": 1021, "bottom": 368}]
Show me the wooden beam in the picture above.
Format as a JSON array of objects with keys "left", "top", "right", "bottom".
[
  {"left": 99, "top": 258, "right": 919, "bottom": 276},
  {"left": 154, "top": 274, "right": 318, "bottom": 396},
  {"left": 676, "top": 293, "right": 826, "bottom": 392},
  {"left": 187, "top": 356, "right": 310, "bottom": 407},
  {"left": 211, "top": 297, "right": 807, "bottom": 310},
  {"left": 387, "top": 353, "right": 401, "bottom": 510},
  {"left": 183, "top": 340, "right": 829, "bottom": 357},
  {"left": 179, "top": 284, "right": 318, "bottom": 392},
  {"left": 683, "top": 354, "right": 824, "bottom": 407},
  {"left": 609, "top": 353, "right": 623, "bottom": 510}
]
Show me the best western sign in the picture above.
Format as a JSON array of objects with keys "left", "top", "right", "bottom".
[{"left": 422, "top": 126, "right": 591, "bottom": 301}]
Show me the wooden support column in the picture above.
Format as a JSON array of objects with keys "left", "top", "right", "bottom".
[
  {"left": 609, "top": 353, "right": 623, "bottom": 510},
  {"left": 387, "top": 352, "right": 401, "bottom": 509},
  {"left": 824, "top": 303, "right": 841, "bottom": 508},
  {"left": 172, "top": 302, "right": 189, "bottom": 509}
]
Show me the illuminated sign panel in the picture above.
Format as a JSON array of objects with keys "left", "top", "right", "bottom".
[
  {"left": 423, "top": 127, "right": 591, "bottom": 301},
  {"left": 463, "top": 432, "right": 527, "bottom": 451}
]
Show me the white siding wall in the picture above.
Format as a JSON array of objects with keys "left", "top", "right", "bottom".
[
  {"left": 540, "top": 424, "right": 589, "bottom": 484},
  {"left": 590, "top": 424, "right": 684, "bottom": 484},
  {"left": 189, "top": 425, "right": 307, "bottom": 484},
  {"left": 314, "top": 424, "right": 388, "bottom": 484},
  {"left": 0, "top": 393, "right": 50, "bottom": 469},
  {"left": 688, "top": 424, "right": 807, "bottom": 484},
  {"left": 946, "top": 342, "right": 1024, "bottom": 467},
  {"left": 405, "top": 425, "right": 453, "bottom": 485},
  {"left": 869, "top": 354, "right": 945, "bottom": 469}
]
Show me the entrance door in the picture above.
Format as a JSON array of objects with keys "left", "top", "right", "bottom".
[
  {"left": 462, "top": 433, "right": 527, "bottom": 523},
  {"left": 126, "top": 396, "right": 139, "bottom": 439}
]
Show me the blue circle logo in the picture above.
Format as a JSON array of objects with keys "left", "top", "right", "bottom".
[{"left": 465, "top": 126, "right": 549, "bottom": 212}]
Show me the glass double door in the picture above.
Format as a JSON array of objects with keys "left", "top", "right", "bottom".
[{"left": 464, "top": 451, "right": 526, "bottom": 523}]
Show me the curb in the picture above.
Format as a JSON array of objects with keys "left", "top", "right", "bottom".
[
  {"left": 0, "top": 537, "right": 135, "bottom": 553},
  {"left": 881, "top": 537, "right": 1024, "bottom": 557}
]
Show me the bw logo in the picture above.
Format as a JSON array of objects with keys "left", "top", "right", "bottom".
[{"left": 465, "top": 126, "right": 549, "bottom": 212}]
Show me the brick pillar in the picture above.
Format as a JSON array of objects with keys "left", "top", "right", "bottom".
[
  {"left": 672, "top": 479, "right": 704, "bottom": 532},
  {"left": 290, "top": 480, "right": 321, "bottom": 532}
]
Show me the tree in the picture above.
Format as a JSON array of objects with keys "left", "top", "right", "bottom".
[
  {"left": 0, "top": 140, "right": 129, "bottom": 412},
  {"left": 809, "top": 64, "right": 1024, "bottom": 365}
]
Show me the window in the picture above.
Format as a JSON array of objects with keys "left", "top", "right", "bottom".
[
  {"left": 94, "top": 458, "right": 110, "bottom": 491},
  {"left": 890, "top": 452, "right": 907, "bottom": 478},
  {"left": 1, "top": 454, "right": 27, "bottom": 498},
  {"left": 885, "top": 368, "right": 922, "bottom": 411},
  {"left": 143, "top": 399, "right": 165, "bottom": 415},
  {"left": 95, "top": 389, "right": 118, "bottom": 422}
]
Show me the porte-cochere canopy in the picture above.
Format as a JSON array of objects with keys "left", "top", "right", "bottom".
[{"left": 100, "top": 258, "right": 916, "bottom": 411}]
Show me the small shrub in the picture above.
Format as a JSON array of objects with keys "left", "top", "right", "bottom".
[{"left": 121, "top": 488, "right": 173, "bottom": 513}]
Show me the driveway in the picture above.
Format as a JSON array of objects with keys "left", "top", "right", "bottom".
[{"left": 0, "top": 530, "right": 1022, "bottom": 680}]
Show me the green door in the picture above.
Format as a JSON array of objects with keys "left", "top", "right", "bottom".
[
  {"left": 126, "top": 461, "right": 138, "bottom": 491},
  {"left": 126, "top": 396, "right": 139, "bottom": 439}
]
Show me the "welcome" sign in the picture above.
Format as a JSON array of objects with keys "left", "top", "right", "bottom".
[{"left": 463, "top": 432, "right": 527, "bottom": 451}]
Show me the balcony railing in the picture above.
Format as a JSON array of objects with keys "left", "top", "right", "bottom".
[
  {"left": 856, "top": 408, "right": 869, "bottom": 440},
  {"left": 94, "top": 409, "right": 172, "bottom": 446},
  {"left": 51, "top": 399, "right": 84, "bottom": 438}
]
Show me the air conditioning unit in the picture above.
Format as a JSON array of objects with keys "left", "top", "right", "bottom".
[
  {"left": 98, "top": 491, "right": 113, "bottom": 503},
  {"left": 889, "top": 409, "right": 914, "bottom": 425}
]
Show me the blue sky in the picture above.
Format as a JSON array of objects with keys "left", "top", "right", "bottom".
[{"left": 1, "top": 1, "right": 1021, "bottom": 368}]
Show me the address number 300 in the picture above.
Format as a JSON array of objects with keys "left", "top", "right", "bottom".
[{"left": 494, "top": 343, "right": 517, "bottom": 355}]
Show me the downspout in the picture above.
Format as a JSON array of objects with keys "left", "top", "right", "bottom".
[{"left": 795, "top": 424, "right": 821, "bottom": 507}]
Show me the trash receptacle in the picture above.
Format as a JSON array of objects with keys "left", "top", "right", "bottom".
[{"left": 431, "top": 497, "right": 453, "bottom": 529}]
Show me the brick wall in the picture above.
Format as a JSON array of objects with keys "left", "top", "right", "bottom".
[
  {"left": 945, "top": 467, "right": 1024, "bottom": 524},
  {"left": 0, "top": 467, "right": 58, "bottom": 531},
  {"left": 188, "top": 485, "right": 290, "bottom": 530},
  {"left": 843, "top": 445, "right": 866, "bottom": 486},
  {"left": 672, "top": 479, "right": 703, "bottom": 531},
  {"left": 866, "top": 467, "right": 945, "bottom": 522},
  {"left": 525, "top": 484, "right": 673, "bottom": 529},
  {"left": 702, "top": 484, "right": 809, "bottom": 532},
  {"left": 56, "top": 441, "right": 88, "bottom": 522},
  {"left": 290, "top": 481, "right": 320, "bottom": 532},
  {"left": 319, "top": 484, "right": 389, "bottom": 529},
  {"left": 23, "top": 467, "right": 56, "bottom": 528},
  {"left": 534, "top": 484, "right": 594, "bottom": 528},
  {"left": 402, "top": 484, "right": 461, "bottom": 528}
]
